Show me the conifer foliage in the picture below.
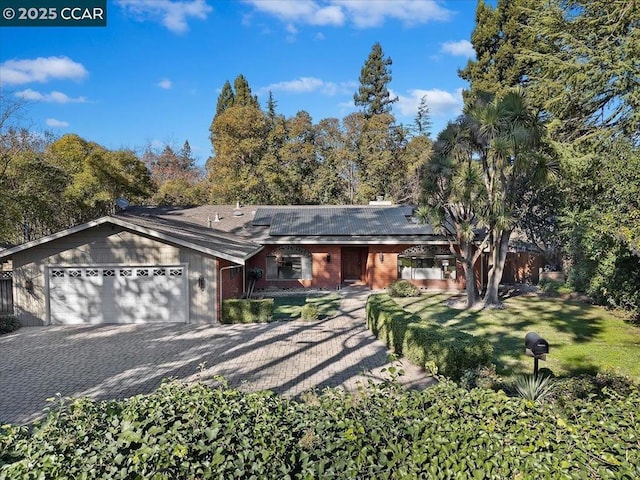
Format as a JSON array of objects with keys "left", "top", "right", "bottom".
[{"left": 353, "top": 42, "right": 398, "bottom": 117}]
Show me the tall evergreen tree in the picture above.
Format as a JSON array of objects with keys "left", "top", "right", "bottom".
[
  {"left": 526, "top": 0, "right": 640, "bottom": 143},
  {"left": 233, "top": 74, "right": 260, "bottom": 109},
  {"left": 354, "top": 42, "right": 398, "bottom": 117},
  {"left": 207, "top": 104, "right": 268, "bottom": 203},
  {"left": 414, "top": 95, "right": 432, "bottom": 137},
  {"left": 266, "top": 91, "right": 278, "bottom": 124},
  {"left": 216, "top": 80, "right": 235, "bottom": 117},
  {"left": 458, "top": 0, "right": 538, "bottom": 102}
]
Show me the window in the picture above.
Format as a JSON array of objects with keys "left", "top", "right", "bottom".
[
  {"left": 398, "top": 246, "right": 457, "bottom": 281},
  {"left": 266, "top": 246, "right": 312, "bottom": 280}
]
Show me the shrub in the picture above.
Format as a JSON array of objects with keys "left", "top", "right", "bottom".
[
  {"left": 388, "top": 280, "right": 421, "bottom": 297},
  {"left": 460, "top": 364, "right": 503, "bottom": 391},
  {"left": 221, "top": 299, "right": 274, "bottom": 324},
  {"left": 512, "top": 374, "right": 556, "bottom": 403},
  {"left": 366, "top": 294, "right": 493, "bottom": 380},
  {"left": 1, "top": 380, "right": 639, "bottom": 478},
  {"left": 0, "top": 316, "right": 20, "bottom": 336},
  {"left": 538, "top": 279, "right": 573, "bottom": 296},
  {"left": 300, "top": 303, "right": 319, "bottom": 321},
  {"left": 550, "top": 371, "right": 635, "bottom": 404}
]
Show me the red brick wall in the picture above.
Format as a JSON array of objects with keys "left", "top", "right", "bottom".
[
  {"left": 247, "top": 244, "right": 468, "bottom": 292},
  {"left": 247, "top": 245, "right": 342, "bottom": 290}
]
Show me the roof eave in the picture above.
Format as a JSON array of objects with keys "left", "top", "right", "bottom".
[{"left": 0, "top": 216, "right": 263, "bottom": 266}]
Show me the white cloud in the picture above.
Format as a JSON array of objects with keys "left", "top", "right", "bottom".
[
  {"left": 335, "top": 0, "right": 452, "bottom": 28},
  {"left": 243, "top": 0, "right": 451, "bottom": 29},
  {"left": 243, "top": 1, "right": 344, "bottom": 27},
  {"left": 394, "top": 88, "right": 463, "bottom": 118},
  {"left": 46, "top": 118, "right": 70, "bottom": 128},
  {"left": 15, "top": 89, "right": 88, "bottom": 103},
  {"left": 441, "top": 39, "right": 475, "bottom": 57},
  {"left": 0, "top": 56, "right": 88, "bottom": 85},
  {"left": 116, "top": 0, "right": 212, "bottom": 33},
  {"left": 258, "top": 76, "right": 356, "bottom": 96},
  {"left": 158, "top": 78, "right": 172, "bottom": 89}
]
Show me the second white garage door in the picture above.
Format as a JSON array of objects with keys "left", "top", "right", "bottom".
[{"left": 48, "top": 266, "right": 188, "bottom": 324}]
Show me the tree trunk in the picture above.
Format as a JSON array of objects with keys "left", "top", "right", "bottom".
[
  {"left": 461, "top": 242, "right": 479, "bottom": 308},
  {"left": 484, "top": 229, "right": 511, "bottom": 305}
]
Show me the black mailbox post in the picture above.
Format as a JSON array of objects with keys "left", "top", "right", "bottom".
[{"left": 525, "top": 332, "right": 549, "bottom": 378}]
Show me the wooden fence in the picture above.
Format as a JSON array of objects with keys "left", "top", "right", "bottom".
[{"left": 0, "top": 271, "right": 13, "bottom": 315}]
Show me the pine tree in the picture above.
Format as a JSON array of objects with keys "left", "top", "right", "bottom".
[
  {"left": 353, "top": 42, "right": 398, "bottom": 117},
  {"left": 216, "top": 80, "right": 235, "bottom": 117},
  {"left": 266, "top": 91, "right": 278, "bottom": 125},
  {"left": 415, "top": 95, "right": 432, "bottom": 137},
  {"left": 179, "top": 140, "right": 195, "bottom": 170},
  {"left": 233, "top": 74, "right": 260, "bottom": 109},
  {"left": 458, "top": 0, "right": 538, "bottom": 102}
]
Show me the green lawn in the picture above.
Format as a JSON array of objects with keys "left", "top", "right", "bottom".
[
  {"left": 272, "top": 294, "right": 341, "bottom": 321},
  {"left": 395, "top": 293, "right": 640, "bottom": 381}
]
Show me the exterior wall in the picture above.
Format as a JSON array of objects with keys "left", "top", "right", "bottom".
[
  {"left": 502, "top": 252, "right": 545, "bottom": 284},
  {"left": 217, "top": 260, "right": 244, "bottom": 322},
  {"left": 247, "top": 243, "right": 466, "bottom": 292},
  {"left": 12, "top": 224, "right": 218, "bottom": 326},
  {"left": 247, "top": 245, "right": 342, "bottom": 290},
  {"left": 368, "top": 245, "right": 466, "bottom": 291}
]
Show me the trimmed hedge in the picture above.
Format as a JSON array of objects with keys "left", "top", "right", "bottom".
[
  {"left": 1, "top": 380, "right": 639, "bottom": 478},
  {"left": 366, "top": 294, "right": 493, "bottom": 380},
  {"left": 221, "top": 299, "right": 274, "bottom": 324},
  {"left": 388, "top": 280, "right": 421, "bottom": 297}
]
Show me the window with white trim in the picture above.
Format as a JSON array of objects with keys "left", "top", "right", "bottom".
[{"left": 398, "top": 246, "right": 457, "bottom": 281}]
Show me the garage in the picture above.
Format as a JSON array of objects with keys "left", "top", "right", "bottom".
[{"left": 48, "top": 265, "right": 188, "bottom": 324}]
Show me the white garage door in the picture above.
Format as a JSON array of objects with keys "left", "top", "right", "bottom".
[{"left": 48, "top": 266, "right": 188, "bottom": 324}]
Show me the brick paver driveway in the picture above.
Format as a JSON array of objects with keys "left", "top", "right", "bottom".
[{"left": 0, "top": 288, "right": 433, "bottom": 425}]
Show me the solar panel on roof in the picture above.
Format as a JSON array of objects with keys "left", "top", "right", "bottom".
[{"left": 262, "top": 206, "right": 433, "bottom": 236}]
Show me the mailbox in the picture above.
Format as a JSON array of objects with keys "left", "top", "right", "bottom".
[{"left": 525, "top": 332, "right": 549, "bottom": 358}]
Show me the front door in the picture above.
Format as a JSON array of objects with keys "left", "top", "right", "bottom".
[{"left": 342, "top": 247, "right": 365, "bottom": 282}]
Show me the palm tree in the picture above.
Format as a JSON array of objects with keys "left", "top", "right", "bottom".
[
  {"left": 419, "top": 121, "right": 490, "bottom": 308},
  {"left": 467, "top": 89, "right": 556, "bottom": 305}
]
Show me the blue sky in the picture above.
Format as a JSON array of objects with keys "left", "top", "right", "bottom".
[{"left": 0, "top": 0, "right": 479, "bottom": 164}]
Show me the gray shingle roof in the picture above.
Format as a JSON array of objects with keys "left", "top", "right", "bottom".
[{"left": 120, "top": 215, "right": 262, "bottom": 262}]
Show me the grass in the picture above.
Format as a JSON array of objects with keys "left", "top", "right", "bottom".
[
  {"left": 395, "top": 293, "right": 640, "bottom": 381},
  {"left": 272, "top": 294, "right": 341, "bottom": 321}
]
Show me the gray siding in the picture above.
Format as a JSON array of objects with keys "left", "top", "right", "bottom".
[{"left": 12, "top": 224, "right": 218, "bottom": 326}]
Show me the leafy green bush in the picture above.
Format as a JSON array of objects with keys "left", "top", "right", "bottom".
[
  {"left": 0, "top": 316, "right": 20, "bottom": 336},
  {"left": 221, "top": 298, "right": 274, "bottom": 324},
  {"left": 550, "top": 371, "right": 635, "bottom": 405},
  {"left": 538, "top": 279, "right": 573, "bottom": 296},
  {"left": 460, "top": 364, "right": 504, "bottom": 391},
  {"left": 366, "top": 294, "right": 493, "bottom": 380},
  {"left": 388, "top": 280, "right": 421, "bottom": 297},
  {"left": 1, "top": 379, "right": 639, "bottom": 479},
  {"left": 300, "top": 303, "right": 319, "bottom": 321}
]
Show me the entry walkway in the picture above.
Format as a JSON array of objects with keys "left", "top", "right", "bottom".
[{"left": 0, "top": 287, "right": 434, "bottom": 425}]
